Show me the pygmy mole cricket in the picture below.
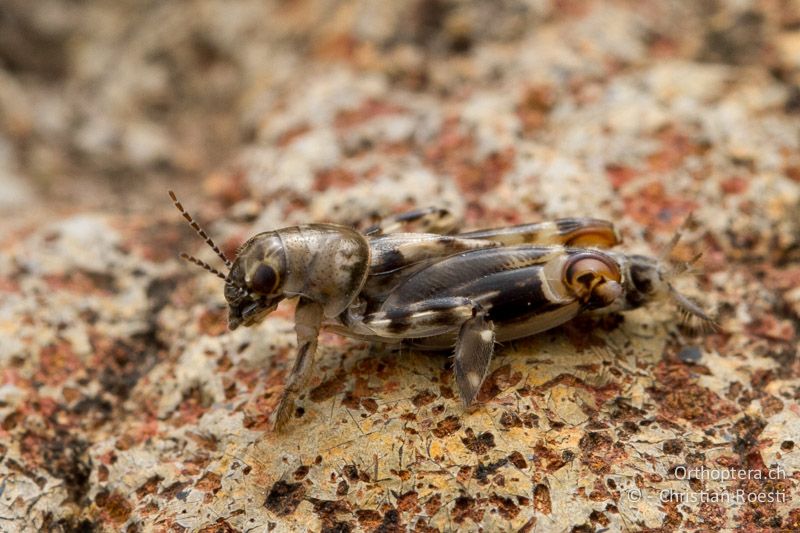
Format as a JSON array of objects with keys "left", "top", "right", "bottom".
[{"left": 169, "top": 191, "right": 714, "bottom": 431}]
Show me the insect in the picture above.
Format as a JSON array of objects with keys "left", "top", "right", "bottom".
[{"left": 169, "top": 191, "right": 714, "bottom": 431}]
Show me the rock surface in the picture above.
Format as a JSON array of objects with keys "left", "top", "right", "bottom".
[{"left": 1, "top": 1, "right": 799, "bottom": 531}]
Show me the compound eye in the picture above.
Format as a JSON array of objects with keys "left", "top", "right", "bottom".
[{"left": 250, "top": 264, "right": 279, "bottom": 294}]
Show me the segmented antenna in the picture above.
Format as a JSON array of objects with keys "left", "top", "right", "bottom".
[
  {"left": 169, "top": 190, "right": 232, "bottom": 268},
  {"left": 180, "top": 253, "right": 228, "bottom": 282}
]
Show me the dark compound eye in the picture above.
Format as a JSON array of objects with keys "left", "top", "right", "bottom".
[{"left": 251, "top": 264, "right": 278, "bottom": 294}]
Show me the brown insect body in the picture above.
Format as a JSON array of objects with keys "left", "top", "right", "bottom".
[
  {"left": 225, "top": 224, "right": 370, "bottom": 330},
  {"left": 169, "top": 193, "right": 713, "bottom": 431}
]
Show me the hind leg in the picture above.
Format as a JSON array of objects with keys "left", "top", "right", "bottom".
[
  {"left": 363, "top": 207, "right": 460, "bottom": 236},
  {"left": 351, "top": 297, "right": 496, "bottom": 406},
  {"left": 459, "top": 217, "right": 621, "bottom": 247}
]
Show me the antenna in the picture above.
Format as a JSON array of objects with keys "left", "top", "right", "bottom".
[
  {"left": 169, "top": 190, "right": 232, "bottom": 268},
  {"left": 180, "top": 253, "right": 228, "bottom": 281}
]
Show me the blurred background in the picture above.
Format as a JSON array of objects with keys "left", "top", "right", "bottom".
[
  {"left": 2, "top": 1, "right": 799, "bottom": 225},
  {"left": 2, "top": 2, "right": 800, "bottom": 530}
]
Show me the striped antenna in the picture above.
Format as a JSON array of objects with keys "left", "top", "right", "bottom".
[
  {"left": 180, "top": 253, "right": 228, "bottom": 281},
  {"left": 169, "top": 190, "right": 232, "bottom": 268}
]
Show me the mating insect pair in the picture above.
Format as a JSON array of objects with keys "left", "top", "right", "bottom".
[{"left": 169, "top": 192, "right": 714, "bottom": 431}]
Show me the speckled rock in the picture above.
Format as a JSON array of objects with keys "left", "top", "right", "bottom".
[{"left": 1, "top": 1, "right": 799, "bottom": 532}]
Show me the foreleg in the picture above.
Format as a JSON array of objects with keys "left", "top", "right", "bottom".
[{"left": 272, "top": 298, "right": 324, "bottom": 432}]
